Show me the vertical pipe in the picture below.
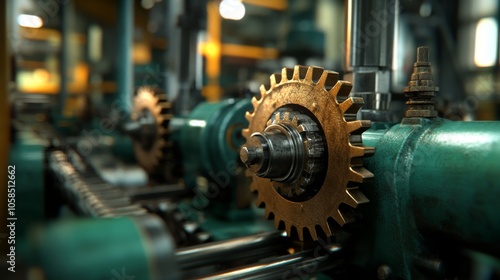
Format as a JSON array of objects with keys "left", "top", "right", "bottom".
[
  {"left": 344, "top": 0, "right": 398, "bottom": 121},
  {"left": 58, "top": 2, "right": 69, "bottom": 117},
  {"left": 117, "top": 0, "right": 133, "bottom": 115},
  {"left": 165, "top": 0, "right": 181, "bottom": 109}
]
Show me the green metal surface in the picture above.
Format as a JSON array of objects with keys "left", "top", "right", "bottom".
[
  {"left": 8, "top": 131, "right": 46, "bottom": 238},
  {"left": 179, "top": 98, "right": 252, "bottom": 188},
  {"left": 200, "top": 208, "right": 275, "bottom": 241},
  {"left": 25, "top": 215, "right": 179, "bottom": 280},
  {"left": 355, "top": 118, "right": 500, "bottom": 278}
]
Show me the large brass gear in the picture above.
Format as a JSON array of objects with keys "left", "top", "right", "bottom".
[
  {"left": 241, "top": 65, "right": 374, "bottom": 241},
  {"left": 131, "top": 86, "right": 173, "bottom": 174}
]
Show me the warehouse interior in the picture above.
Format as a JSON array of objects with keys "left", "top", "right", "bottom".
[{"left": 2, "top": 0, "right": 500, "bottom": 279}]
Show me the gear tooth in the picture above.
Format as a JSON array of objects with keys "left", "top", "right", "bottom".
[
  {"left": 305, "top": 66, "right": 325, "bottom": 83},
  {"left": 159, "top": 101, "right": 170, "bottom": 109},
  {"left": 283, "top": 111, "right": 290, "bottom": 122},
  {"left": 346, "top": 120, "right": 371, "bottom": 134},
  {"left": 346, "top": 187, "right": 369, "bottom": 208},
  {"left": 322, "top": 222, "right": 332, "bottom": 236},
  {"left": 333, "top": 210, "right": 347, "bottom": 226},
  {"left": 292, "top": 65, "right": 308, "bottom": 80},
  {"left": 350, "top": 145, "right": 367, "bottom": 158},
  {"left": 305, "top": 227, "right": 317, "bottom": 241},
  {"left": 329, "top": 80, "right": 353, "bottom": 99},
  {"left": 242, "top": 128, "right": 250, "bottom": 139},
  {"left": 282, "top": 67, "right": 294, "bottom": 82},
  {"left": 285, "top": 223, "right": 293, "bottom": 237},
  {"left": 316, "top": 70, "right": 339, "bottom": 89},
  {"left": 273, "top": 113, "right": 280, "bottom": 123},
  {"left": 349, "top": 167, "right": 374, "bottom": 183},
  {"left": 157, "top": 94, "right": 168, "bottom": 102},
  {"left": 163, "top": 114, "right": 173, "bottom": 122},
  {"left": 297, "top": 227, "right": 305, "bottom": 241},
  {"left": 270, "top": 73, "right": 282, "bottom": 87},
  {"left": 245, "top": 111, "right": 253, "bottom": 122},
  {"left": 251, "top": 96, "right": 259, "bottom": 108},
  {"left": 363, "top": 146, "right": 375, "bottom": 157},
  {"left": 339, "top": 208, "right": 356, "bottom": 224},
  {"left": 259, "top": 84, "right": 268, "bottom": 97},
  {"left": 340, "top": 97, "right": 364, "bottom": 115}
]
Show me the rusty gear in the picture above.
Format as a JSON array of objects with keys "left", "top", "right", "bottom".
[
  {"left": 131, "top": 86, "right": 173, "bottom": 174},
  {"left": 241, "top": 65, "right": 374, "bottom": 241}
]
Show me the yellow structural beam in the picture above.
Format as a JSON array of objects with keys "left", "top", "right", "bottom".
[
  {"left": 221, "top": 44, "right": 279, "bottom": 60},
  {"left": 204, "top": 1, "right": 222, "bottom": 101}
]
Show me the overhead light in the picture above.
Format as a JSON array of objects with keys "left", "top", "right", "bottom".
[
  {"left": 17, "top": 14, "right": 43, "bottom": 28},
  {"left": 219, "top": 0, "right": 246, "bottom": 20},
  {"left": 474, "top": 17, "right": 498, "bottom": 67}
]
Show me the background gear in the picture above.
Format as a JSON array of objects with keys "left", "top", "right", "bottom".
[
  {"left": 241, "top": 65, "right": 374, "bottom": 241},
  {"left": 130, "top": 86, "right": 174, "bottom": 177}
]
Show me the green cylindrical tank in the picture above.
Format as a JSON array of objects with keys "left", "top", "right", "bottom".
[{"left": 24, "top": 215, "right": 179, "bottom": 280}]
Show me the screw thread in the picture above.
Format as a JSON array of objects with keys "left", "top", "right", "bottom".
[{"left": 404, "top": 46, "right": 438, "bottom": 118}]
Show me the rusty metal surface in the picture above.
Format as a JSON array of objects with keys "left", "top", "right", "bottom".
[
  {"left": 403, "top": 46, "right": 438, "bottom": 119},
  {"left": 242, "top": 65, "right": 374, "bottom": 241}
]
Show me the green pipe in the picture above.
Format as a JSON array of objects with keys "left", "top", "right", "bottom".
[{"left": 359, "top": 118, "right": 500, "bottom": 278}]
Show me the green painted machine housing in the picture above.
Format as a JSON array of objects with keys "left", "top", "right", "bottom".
[
  {"left": 353, "top": 118, "right": 500, "bottom": 278},
  {"left": 178, "top": 98, "right": 252, "bottom": 188}
]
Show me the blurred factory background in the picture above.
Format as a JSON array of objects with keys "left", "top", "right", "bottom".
[{"left": 2, "top": 0, "right": 500, "bottom": 279}]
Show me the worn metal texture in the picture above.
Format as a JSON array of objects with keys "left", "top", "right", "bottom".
[
  {"left": 358, "top": 118, "right": 500, "bottom": 278},
  {"left": 242, "top": 65, "right": 374, "bottom": 241}
]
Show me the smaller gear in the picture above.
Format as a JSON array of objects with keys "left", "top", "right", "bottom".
[{"left": 128, "top": 87, "right": 172, "bottom": 174}]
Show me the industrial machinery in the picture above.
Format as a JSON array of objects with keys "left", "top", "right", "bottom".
[
  {"left": 5, "top": 0, "right": 500, "bottom": 280},
  {"left": 239, "top": 48, "right": 500, "bottom": 278}
]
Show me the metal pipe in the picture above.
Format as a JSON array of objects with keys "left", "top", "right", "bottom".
[
  {"left": 126, "top": 184, "right": 190, "bottom": 201},
  {"left": 344, "top": 0, "right": 398, "bottom": 121},
  {"left": 117, "top": 0, "right": 133, "bottom": 115},
  {"left": 175, "top": 231, "right": 289, "bottom": 270},
  {"left": 200, "top": 244, "right": 343, "bottom": 280},
  {"left": 58, "top": 1, "right": 70, "bottom": 116}
]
